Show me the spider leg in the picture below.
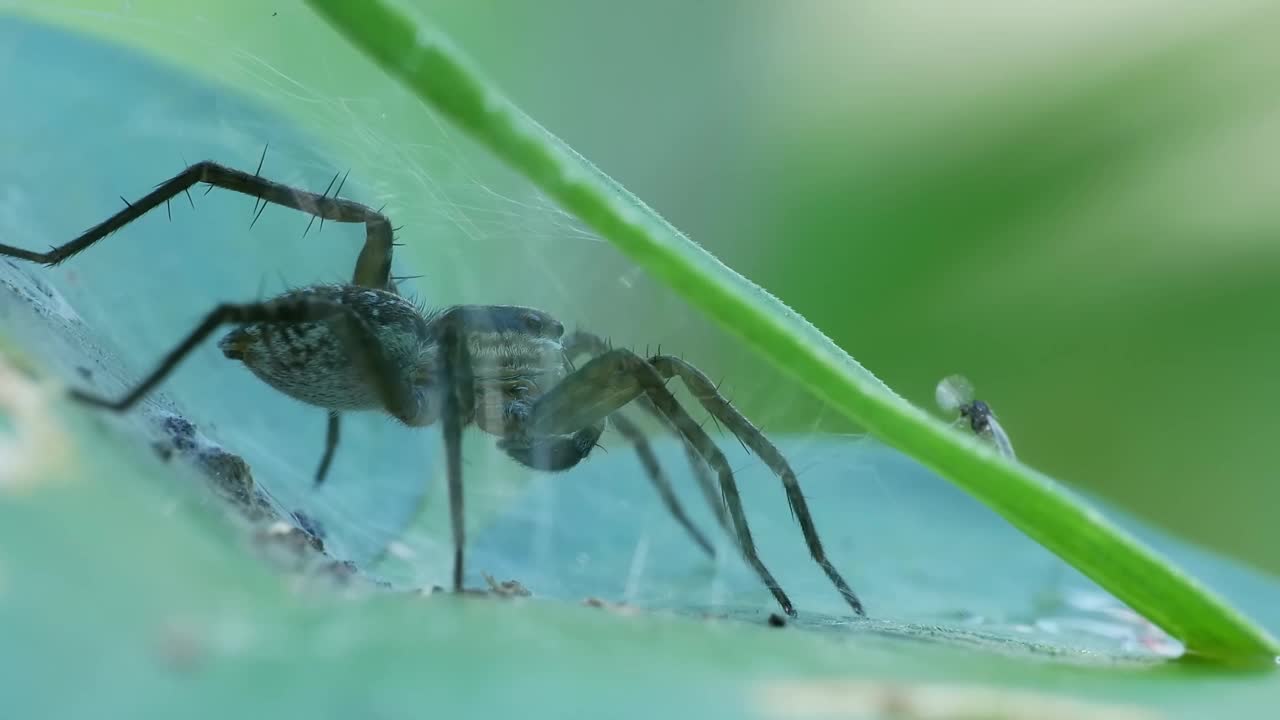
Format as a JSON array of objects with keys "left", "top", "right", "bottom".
[
  {"left": 607, "top": 412, "right": 716, "bottom": 558},
  {"left": 524, "top": 348, "right": 797, "bottom": 617},
  {"left": 314, "top": 412, "right": 341, "bottom": 487},
  {"left": 435, "top": 308, "right": 477, "bottom": 593},
  {"left": 560, "top": 330, "right": 608, "bottom": 359},
  {"left": 0, "top": 161, "right": 397, "bottom": 292},
  {"left": 563, "top": 330, "right": 727, "bottom": 539},
  {"left": 648, "top": 355, "right": 865, "bottom": 616},
  {"left": 630, "top": 396, "right": 729, "bottom": 526},
  {"left": 70, "top": 296, "right": 407, "bottom": 419}
]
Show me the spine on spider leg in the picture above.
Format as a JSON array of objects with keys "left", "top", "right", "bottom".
[
  {"left": 352, "top": 217, "right": 397, "bottom": 290},
  {"left": 0, "top": 165, "right": 209, "bottom": 267}
]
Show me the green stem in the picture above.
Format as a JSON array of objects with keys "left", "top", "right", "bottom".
[{"left": 306, "top": 0, "right": 1279, "bottom": 662}]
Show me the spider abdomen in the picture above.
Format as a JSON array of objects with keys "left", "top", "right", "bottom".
[
  {"left": 220, "top": 320, "right": 383, "bottom": 410},
  {"left": 218, "top": 284, "right": 431, "bottom": 414}
]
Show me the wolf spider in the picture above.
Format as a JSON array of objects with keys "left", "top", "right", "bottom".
[{"left": 0, "top": 154, "right": 865, "bottom": 617}]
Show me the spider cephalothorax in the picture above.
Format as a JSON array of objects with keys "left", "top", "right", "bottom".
[{"left": 0, "top": 156, "right": 866, "bottom": 618}]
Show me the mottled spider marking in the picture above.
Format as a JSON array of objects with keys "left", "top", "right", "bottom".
[{"left": 219, "top": 284, "right": 432, "bottom": 413}]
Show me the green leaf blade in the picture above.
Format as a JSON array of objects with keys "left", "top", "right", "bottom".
[{"left": 305, "top": 0, "right": 1280, "bottom": 663}]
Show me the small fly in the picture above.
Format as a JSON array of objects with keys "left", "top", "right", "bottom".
[{"left": 935, "top": 374, "right": 1015, "bottom": 459}]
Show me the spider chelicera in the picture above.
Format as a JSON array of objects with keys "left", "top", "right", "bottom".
[{"left": 0, "top": 155, "right": 865, "bottom": 617}]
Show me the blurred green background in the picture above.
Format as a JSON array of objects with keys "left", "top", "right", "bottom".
[
  {"left": 11, "top": 0, "right": 1280, "bottom": 579},
  {"left": 6, "top": 2, "right": 1280, "bottom": 716},
  {"left": 414, "top": 0, "right": 1280, "bottom": 578},
  {"left": 384, "top": 0, "right": 1280, "bottom": 578}
]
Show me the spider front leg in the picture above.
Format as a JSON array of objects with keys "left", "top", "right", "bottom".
[
  {"left": 522, "top": 348, "right": 807, "bottom": 617},
  {"left": 0, "top": 158, "right": 406, "bottom": 494},
  {"left": 0, "top": 160, "right": 398, "bottom": 290}
]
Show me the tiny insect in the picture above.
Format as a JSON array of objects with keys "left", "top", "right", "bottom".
[
  {"left": 0, "top": 154, "right": 866, "bottom": 618},
  {"left": 935, "top": 374, "right": 1016, "bottom": 459}
]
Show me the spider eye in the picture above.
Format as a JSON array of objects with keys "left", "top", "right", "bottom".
[
  {"left": 521, "top": 311, "right": 564, "bottom": 338},
  {"left": 508, "top": 380, "right": 534, "bottom": 398},
  {"left": 520, "top": 311, "right": 544, "bottom": 332}
]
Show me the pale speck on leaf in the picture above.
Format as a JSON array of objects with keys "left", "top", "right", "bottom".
[{"left": 756, "top": 680, "right": 1163, "bottom": 720}]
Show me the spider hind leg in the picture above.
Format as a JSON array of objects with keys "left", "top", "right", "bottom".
[
  {"left": 560, "top": 331, "right": 720, "bottom": 558},
  {"left": 649, "top": 354, "right": 865, "bottom": 616},
  {"left": 523, "top": 347, "right": 806, "bottom": 616}
]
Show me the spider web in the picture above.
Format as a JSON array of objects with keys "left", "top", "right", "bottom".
[
  {"left": 211, "top": 47, "right": 881, "bottom": 597},
  {"left": 0, "top": 12, "right": 807, "bottom": 573},
  {"left": 0, "top": 13, "right": 929, "bottom": 613},
  {"left": 0, "top": 12, "right": 1203, "bottom": 658}
]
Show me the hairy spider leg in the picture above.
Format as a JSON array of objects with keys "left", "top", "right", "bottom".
[
  {"left": 564, "top": 332, "right": 729, "bottom": 523},
  {"left": 649, "top": 355, "right": 865, "bottom": 616},
  {"left": 605, "top": 411, "right": 716, "bottom": 557},
  {"left": 0, "top": 161, "right": 397, "bottom": 290},
  {"left": 0, "top": 160, "right": 406, "bottom": 493},
  {"left": 521, "top": 347, "right": 803, "bottom": 617},
  {"left": 554, "top": 336, "right": 865, "bottom": 615},
  {"left": 562, "top": 330, "right": 722, "bottom": 558}
]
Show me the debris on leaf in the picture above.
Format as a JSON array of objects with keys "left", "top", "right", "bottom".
[
  {"left": 384, "top": 540, "right": 415, "bottom": 560},
  {"left": 258, "top": 520, "right": 324, "bottom": 554},
  {"left": 0, "top": 354, "right": 72, "bottom": 492},
  {"left": 756, "top": 680, "right": 1162, "bottom": 720},
  {"left": 153, "top": 617, "right": 206, "bottom": 673},
  {"left": 148, "top": 410, "right": 277, "bottom": 522},
  {"left": 322, "top": 559, "right": 360, "bottom": 584},
  {"left": 420, "top": 576, "right": 532, "bottom": 599},
  {"left": 253, "top": 520, "right": 326, "bottom": 576},
  {"left": 483, "top": 573, "right": 531, "bottom": 597},
  {"left": 582, "top": 597, "right": 641, "bottom": 617},
  {"left": 290, "top": 509, "right": 326, "bottom": 547}
]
